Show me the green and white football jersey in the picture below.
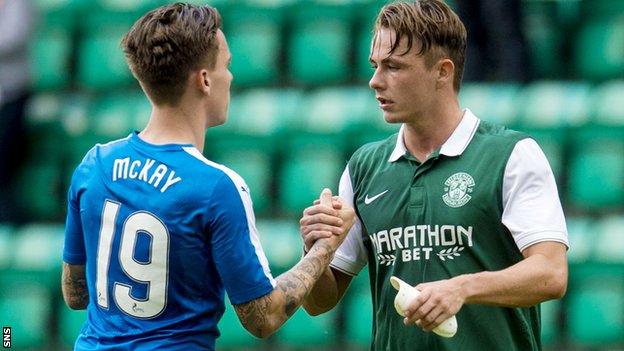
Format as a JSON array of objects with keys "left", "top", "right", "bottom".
[{"left": 331, "top": 110, "right": 568, "bottom": 351}]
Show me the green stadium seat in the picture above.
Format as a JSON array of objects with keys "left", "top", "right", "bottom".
[
  {"left": 88, "top": 93, "right": 137, "bottom": 138},
  {"left": 521, "top": 1, "right": 565, "bottom": 79},
  {"left": 540, "top": 299, "right": 561, "bottom": 347},
  {"left": 59, "top": 302, "right": 87, "bottom": 349},
  {"left": 574, "top": 19, "right": 624, "bottom": 81},
  {"left": 224, "top": 5, "right": 282, "bottom": 87},
  {"left": 226, "top": 88, "right": 304, "bottom": 136},
  {"left": 0, "top": 225, "right": 13, "bottom": 270},
  {"left": 580, "top": 0, "right": 624, "bottom": 22},
  {"left": 9, "top": 224, "right": 65, "bottom": 289},
  {"left": 287, "top": 3, "right": 353, "bottom": 85},
  {"left": 80, "top": 0, "right": 162, "bottom": 30},
  {"left": 592, "top": 80, "right": 624, "bottom": 125},
  {"left": 216, "top": 298, "right": 261, "bottom": 350},
  {"left": 567, "top": 128, "right": 624, "bottom": 211},
  {"left": 25, "top": 93, "right": 67, "bottom": 165},
  {"left": 565, "top": 216, "right": 593, "bottom": 264},
  {"left": 0, "top": 284, "right": 51, "bottom": 350},
  {"left": 278, "top": 149, "right": 344, "bottom": 215},
  {"left": 344, "top": 269, "right": 373, "bottom": 348},
  {"left": 567, "top": 273, "right": 624, "bottom": 346},
  {"left": 592, "top": 215, "right": 624, "bottom": 263},
  {"left": 459, "top": 83, "right": 520, "bottom": 127},
  {"left": 30, "top": 28, "right": 72, "bottom": 91},
  {"left": 14, "top": 163, "right": 65, "bottom": 221},
  {"left": 76, "top": 28, "right": 136, "bottom": 90},
  {"left": 256, "top": 219, "right": 301, "bottom": 275},
  {"left": 301, "top": 87, "right": 375, "bottom": 134},
  {"left": 519, "top": 81, "right": 592, "bottom": 127},
  {"left": 277, "top": 306, "right": 338, "bottom": 348},
  {"left": 354, "top": 1, "right": 386, "bottom": 82},
  {"left": 34, "top": 0, "right": 85, "bottom": 30}
]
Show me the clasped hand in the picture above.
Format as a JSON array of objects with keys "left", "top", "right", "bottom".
[{"left": 299, "top": 188, "right": 355, "bottom": 252}]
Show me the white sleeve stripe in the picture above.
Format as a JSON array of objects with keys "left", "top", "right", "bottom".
[
  {"left": 329, "top": 261, "right": 358, "bottom": 277},
  {"left": 183, "top": 147, "right": 276, "bottom": 287},
  {"left": 517, "top": 234, "right": 570, "bottom": 252}
]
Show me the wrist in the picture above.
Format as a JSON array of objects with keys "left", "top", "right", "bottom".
[
  {"left": 452, "top": 274, "right": 473, "bottom": 304},
  {"left": 309, "top": 239, "right": 337, "bottom": 258}
]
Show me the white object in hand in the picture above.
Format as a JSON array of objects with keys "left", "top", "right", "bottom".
[{"left": 390, "top": 276, "right": 458, "bottom": 338}]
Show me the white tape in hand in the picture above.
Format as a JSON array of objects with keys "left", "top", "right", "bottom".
[{"left": 390, "top": 276, "right": 458, "bottom": 338}]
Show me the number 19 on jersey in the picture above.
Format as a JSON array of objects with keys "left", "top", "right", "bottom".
[{"left": 96, "top": 200, "right": 170, "bottom": 319}]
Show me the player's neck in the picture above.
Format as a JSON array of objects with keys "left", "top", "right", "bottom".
[
  {"left": 139, "top": 103, "right": 207, "bottom": 152},
  {"left": 403, "top": 98, "right": 462, "bottom": 162}
]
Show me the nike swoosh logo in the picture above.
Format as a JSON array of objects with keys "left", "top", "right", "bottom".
[{"left": 364, "top": 190, "right": 389, "bottom": 205}]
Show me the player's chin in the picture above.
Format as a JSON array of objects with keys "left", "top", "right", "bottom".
[
  {"left": 382, "top": 111, "right": 407, "bottom": 124},
  {"left": 207, "top": 114, "right": 228, "bottom": 128}
]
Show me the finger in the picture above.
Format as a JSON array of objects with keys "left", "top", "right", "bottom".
[
  {"left": 301, "top": 223, "right": 343, "bottom": 236},
  {"left": 320, "top": 188, "right": 333, "bottom": 207},
  {"left": 404, "top": 288, "right": 430, "bottom": 317},
  {"left": 313, "top": 195, "right": 339, "bottom": 207},
  {"left": 303, "top": 204, "right": 338, "bottom": 217},
  {"left": 409, "top": 299, "right": 437, "bottom": 324},
  {"left": 300, "top": 213, "right": 343, "bottom": 227},
  {"left": 420, "top": 306, "right": 444, "bottom": 331},
  {"left": 331, "top": 199, "right": 343, "bottom": 210},
  {"left": 430, "top": 313, "right": 452, "bottom": 332},
  {"left": 303, "top": 231, "right": 334, "bottom": 249}
]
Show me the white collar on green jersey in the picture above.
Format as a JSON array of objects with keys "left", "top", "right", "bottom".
[{"left": 388, "top": 108, "right": 480, "bottom": 162}]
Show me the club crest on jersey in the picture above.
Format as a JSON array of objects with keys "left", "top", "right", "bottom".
[{"left": 442, "top": 172, "right": 475, "bottom": 208}]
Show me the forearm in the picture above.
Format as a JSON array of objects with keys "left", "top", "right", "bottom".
[
  {"left": 302, "top": 266, "right": 340, "bottom": 315},
  {"left": 455, "top": 252, "right": 567, "bottom": 308},
  {"left": 235, "top": 239, "right": 336, "bottom": 338},
  {"left": 61, "top": 264, "right": 89, "bottom": 310}
]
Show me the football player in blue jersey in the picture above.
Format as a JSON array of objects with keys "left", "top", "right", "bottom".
[{"left": 61, "top": 3, "right": 355, "bottom": 350}]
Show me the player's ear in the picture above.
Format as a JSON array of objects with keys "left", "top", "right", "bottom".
[
  {"left": 197, "top": 69, "right": 211, "bottom": 95},
  {"left": 435, "top": 58, "right": 454, "bottom": 89}
]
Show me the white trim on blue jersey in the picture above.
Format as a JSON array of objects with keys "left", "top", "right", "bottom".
[{"left": 182, "top": 146, "right": 276, "bottom": 288}]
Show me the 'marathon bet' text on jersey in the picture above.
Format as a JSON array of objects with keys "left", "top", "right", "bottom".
[
  {"left": 331, "top": 110, "right": 568, "bottom": 351},
  {"left": 64, "top": 132, "right": 275, "bottom": 350}
]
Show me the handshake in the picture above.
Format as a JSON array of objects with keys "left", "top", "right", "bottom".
[{"left": 299, "top": 188, "right": 356, "bottom": 254}]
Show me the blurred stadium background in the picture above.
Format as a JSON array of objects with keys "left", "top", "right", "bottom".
[{"left": 0, "top": 0, "right": 623, "bottom": 350}]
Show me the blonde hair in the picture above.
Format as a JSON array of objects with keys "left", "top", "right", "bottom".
[{"left": 374, "top": 1, "right": 467, "bottom": 91}]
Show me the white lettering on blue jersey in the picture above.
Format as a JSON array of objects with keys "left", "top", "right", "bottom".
[{"left": 112, "top": 157, "right": 182, "bottom": 193}]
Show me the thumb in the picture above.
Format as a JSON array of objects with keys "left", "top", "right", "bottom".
[{"left": 319, "top": 188, "right": 333, "bottom": 207}]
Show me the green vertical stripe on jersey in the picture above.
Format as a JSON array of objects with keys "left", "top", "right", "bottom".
[{"left": 349, "top": 120, "right": 541, "bottom": 351}]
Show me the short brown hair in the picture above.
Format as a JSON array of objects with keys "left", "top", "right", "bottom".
[
  {"left": 121, "top": 3, "right": 222, "bottom": 106},
  {"left": 374, "top": 0, "right": 467, "bottom": 91}
]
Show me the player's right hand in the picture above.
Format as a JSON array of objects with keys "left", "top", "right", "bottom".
[{"left": 300, "top": 188, "right": 355, "bottom": 252}]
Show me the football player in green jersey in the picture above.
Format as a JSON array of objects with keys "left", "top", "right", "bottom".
[{"left": 299, "top": 1, "right": 568, "bottom": 350}]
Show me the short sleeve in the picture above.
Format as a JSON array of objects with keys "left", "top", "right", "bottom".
[
  {"left": 63, "top": 177, "right": 86, "bottom": 265},
  {"left": 330, "top": 166, "right": 368, "bottom": 276},
  {"left": 502, "top": 138, "right": 569, "bottom": 252},
  {"left": 209, "top": 174, "right": 275, "bottom": 305}
]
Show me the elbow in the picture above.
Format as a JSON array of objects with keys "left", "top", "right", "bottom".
[
  {"left": 303, "top": 303, "right": 331, "bottom": 316},
  {"left": 546, "top": 268, "right": 568, "bottom": 300},
  {"left": 64, "top": 298, "right": 88, "bottom": 310},
  {"left": 244, "top": 320, "right": 279, "bottom": 339}
]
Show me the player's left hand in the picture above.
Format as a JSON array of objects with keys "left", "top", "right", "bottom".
[{"left": 403, "top": 278, "right": 465, "bottom": 332}]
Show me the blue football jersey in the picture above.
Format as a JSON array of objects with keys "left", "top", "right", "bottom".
[{"left": 63, "top": 132, "right": 275, "bottom": 350}]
